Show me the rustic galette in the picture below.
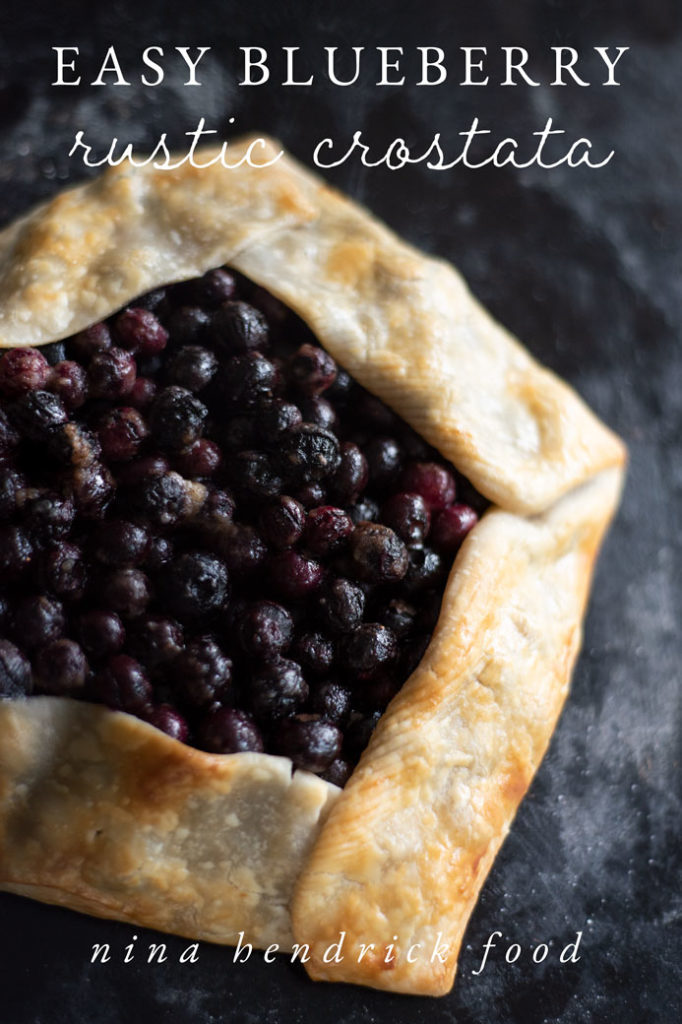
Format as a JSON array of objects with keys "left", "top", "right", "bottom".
[{"left": 0, "top": 137, "right": 625, "bottom": 995}]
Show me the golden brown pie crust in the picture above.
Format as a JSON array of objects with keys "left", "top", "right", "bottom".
[{"left": 0, "top": 136, "right": 626, "bottom": 995}]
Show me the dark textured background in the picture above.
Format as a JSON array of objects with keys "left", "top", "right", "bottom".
[{"left": 0, "top": 1, "right": 680, "bottom": 1021}]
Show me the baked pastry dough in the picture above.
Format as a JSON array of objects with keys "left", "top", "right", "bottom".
[{"left": 0, "top": 136, "right": 625, "bottom": 995}]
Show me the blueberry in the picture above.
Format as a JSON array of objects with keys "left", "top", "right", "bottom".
[
  {"left": 88, "top": 348, "right": 137, "bottom": 399},
  {"left": 250, "top": 657, "right": 308, "bottom": 721},
  {"left": 318, "top": 578, "right": 365, "bottom": 634},
  {"left": 258, "top": 496, "right": 306, "bottom": 549},
  {"left": 149, "top": 386, "right": 207, "bottom": 450},
  {"left": 144, "top": 704, "right": 189, "bottom": 742},
  {"left": 128, "top": 616, "right": 184, "bottom": 671},
  {"left": 309, "top": 681, "right": 351, "bottom": 725},
  {"left": 349, "top": 522, "right": 409, "bottom": 584},
  {"left": 198, "top": 707, "right": 263, "bottom": 754},
  {"left": 92, "top": 520, "right": 150, "bottom": 566},
  {"left": 34, "top": 639, "right": 88, "bottom": 695},
  {"left": 13, "top": 595, "right": 65, "bottom": 650},
  {"left": 278, "top": 423, "right": 341, "bottom": 484},
  {"left": 239, "top": 601, "right": 294, "bottom": 658},
  {"left": 90, "top": 654, "right": 152, "bottom": 713},
  {"left": 97, "top": 407, "right": 148, "bottom": 462},
  {"left": 211, "top": 300, "right": 269, "bottom": 353},
  {"left": 9, "top": 389, "right": 67, "bottom": 441},
  {"left": 274, "top": 714, "right": 342, "bottom": 773},
  {"left": 165, "top": 345, "right": 218, "bottom": 392},
  {"left": 381, "top": 492, "right": 431, "bottom": 547},
  {"left": 100, "top": 568, "right": 150, "bottom": 619},
  {"left": 342, "top": 623, "right": 397, "bottom": 677},
  {"left": 0, "top": 639, "right": 33, "bottom": 698},
  {"left": 76, "top": 610, "right": 125, "bottom": 661},
  {"left": 115, "top": 308, "right": 168, "bottom": 355},
  {"left": 173, "top": 637, "right": 232, "bottom": 708},
  {"left": 163, "top": 552, "right": 229, "bottom": 620},
  {"left": 288, "top": 343, "right": 337, "bottom": 397},
  {"left": 40, "top": 541, "right": 87, "bottom": 599},
  {"left": 0, "top": 348, "right": 50, "bottom": 396}
]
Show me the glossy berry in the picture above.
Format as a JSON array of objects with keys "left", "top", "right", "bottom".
[
  {"left": 128, "top": 471, "right": 192, "bottom": 528},
  {"left": 250, "top": 656, "right": 308, "bottom": 721},
  {"left": 9, "top": 389, "right": 67, "bottom": 441},
  {"left": 378, "top": 598, "right": 418, "bottom": 638},
  {"left": 98, "top": 406, "right": 148, "bottom": 461},
  {"left": 163, "top": 552, "right": 229, "bottom": 620},
  {"left": 198, "top": 708, "right": 263, "bottom": 754},
  {"left": 173, "top": 637, "right": 232, "bottom": 708},
  {"left": 309, "top": 681, "right": 351, "bottom": 725},
  {"left": 165, "top": 345, "right": 218, "bottom": 392},
  {"left": 239, "top": 601, "right": 294, "bottom": 658},
  {"left": 300, "top": 396, "right": 336, "bottom": 431},
  {"left": 269, "top": 550, "right": 323, "bottom": 600},
  {"left": 259, "top": 497, "right": 306, "bottom": 549},
  {"left": 219, "top": 351, "right": 277, "bottom": 409},
  {"left": 69, "top": 462, "right": 115, "bottom": 518},
  {"left": 431, "top": 503, "right": 478, "bottom": 551},
  {"left": 274, "top": 715, "right": 343, "bottom": 773},
  {"left": 47, "top": 421, "right": 100, "bottom": 468},
  {"left": 149, "top": 386, "right": 207, "bottom": 450},
  {"left": 211, "top": 300, "right": 269, "bottom": 353},
  {"left": 100, "top": 568, "right": 150, "bottom": 619},
  {"left": 349, "top": 522, "right": 409, "bottom": 584},
  {"left": 186, "top": 267, "right": 237, "bottom": 307},
  {"left": 0, "top": 348, "right": 50, "bottom": 396},
  {"left": 381, "top": 492, "right": 431, "bottom": 547},
  {"left": 0, "top": 525, "right": 33, "bottom": 578},
  {"left": 13, "top": 595, "right": 65, "bottom": 649},
  {"left": 342, "top": 623, "right": 397, "bottom": 677},
  {"left": 34, "top": 639, "right": 88, "bottom": 694},
  {"left": 0, "top": 470, "right": 26, "bottom": 519},
  {"left": 88, "top": 348, "right": 136, "bottom": 399},
  {"left": 48, "top": 360, "right": 88, "bottom": 409},
  {"left": 217, "top": 524, "right": 267, "bottom": 578},
  {"left": 258, "top": 400, "right": 302, "bottom": 442},
  {"left": 0, "top": 639, "right": 33, "bottom": 698},
  {"left": 176, "top": 438, "right": 222, "bottom": 478},
  {"left": 128, "top": 376, "right": 157, "bottom": 408},
  {"left": 318, "top": 577, "right": 365, "bottom": 634},
  {"left": 304, "top": 506, "right": 353, "bottom": 557},
  {"left": 292, "top": 632, "right": 334, "bottom": 677},
  {"left": 403, "top": 547, "right": 445, "bottom": 592},
  {"left": 288, "top": 343, "right": 337, "bottom": 397},
  {"left": 278, "top": 423, "right": 341, "bottom": 484},
  {"left": 166, "top": 306, "right": 211, "bottom": 346},
  {"left": 144, "top": 704, "right": 189, "bottom": 742},
  {"left": 400, "top": 461, "right": 456, "bottom": 511},
  {"left": 364, "top": 436, "right": 403, "bottom": 490},
  {"left": 91, "top": 654, "right": 152, "bottom": 713},
  {"left": 40, "top": 541, "right": 86, "bottom": 599},
  {"left": 115, "top": 308, "right": 168, "bottom": 355},
  {"left": 92, "top": 520, "right": 150, "bottom": 566},
  {"left": 76, "top": 610, "right": 125, "bottom": 660},
  {"left": 72, "top": 322, "right": 112, "bottom": 359},
  {"left": 0, "top": 409, "right": 19, "bottom": 460},
  {"left": 231, "top": 450, "right": 282, "bottom": 499},
  {"left": 24, "top": 494, "right": 75, "bottom": 542},
  {"left": 321, "top": 758, "right": 352, "bottom": 787}
]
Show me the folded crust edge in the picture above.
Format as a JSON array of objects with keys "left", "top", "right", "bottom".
[{"left": 291, "top": 465, "right": 625, "bottom": 995}]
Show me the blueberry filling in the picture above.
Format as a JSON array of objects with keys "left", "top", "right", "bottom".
[{"left": 0, "top": 267, "right": 485, "bottom": 781}]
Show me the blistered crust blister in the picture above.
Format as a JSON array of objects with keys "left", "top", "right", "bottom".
[{"left": 0, "top": 136, "right": 626, "bottom": 995}]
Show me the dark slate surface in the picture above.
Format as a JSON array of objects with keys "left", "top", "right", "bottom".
[{"left": 0, "top": 2, "right": 680, "bottom": 1022}]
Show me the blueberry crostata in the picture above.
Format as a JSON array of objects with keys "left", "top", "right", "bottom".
[{"left": 0, "top": 137, "right": 625, "bottom": 995}]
